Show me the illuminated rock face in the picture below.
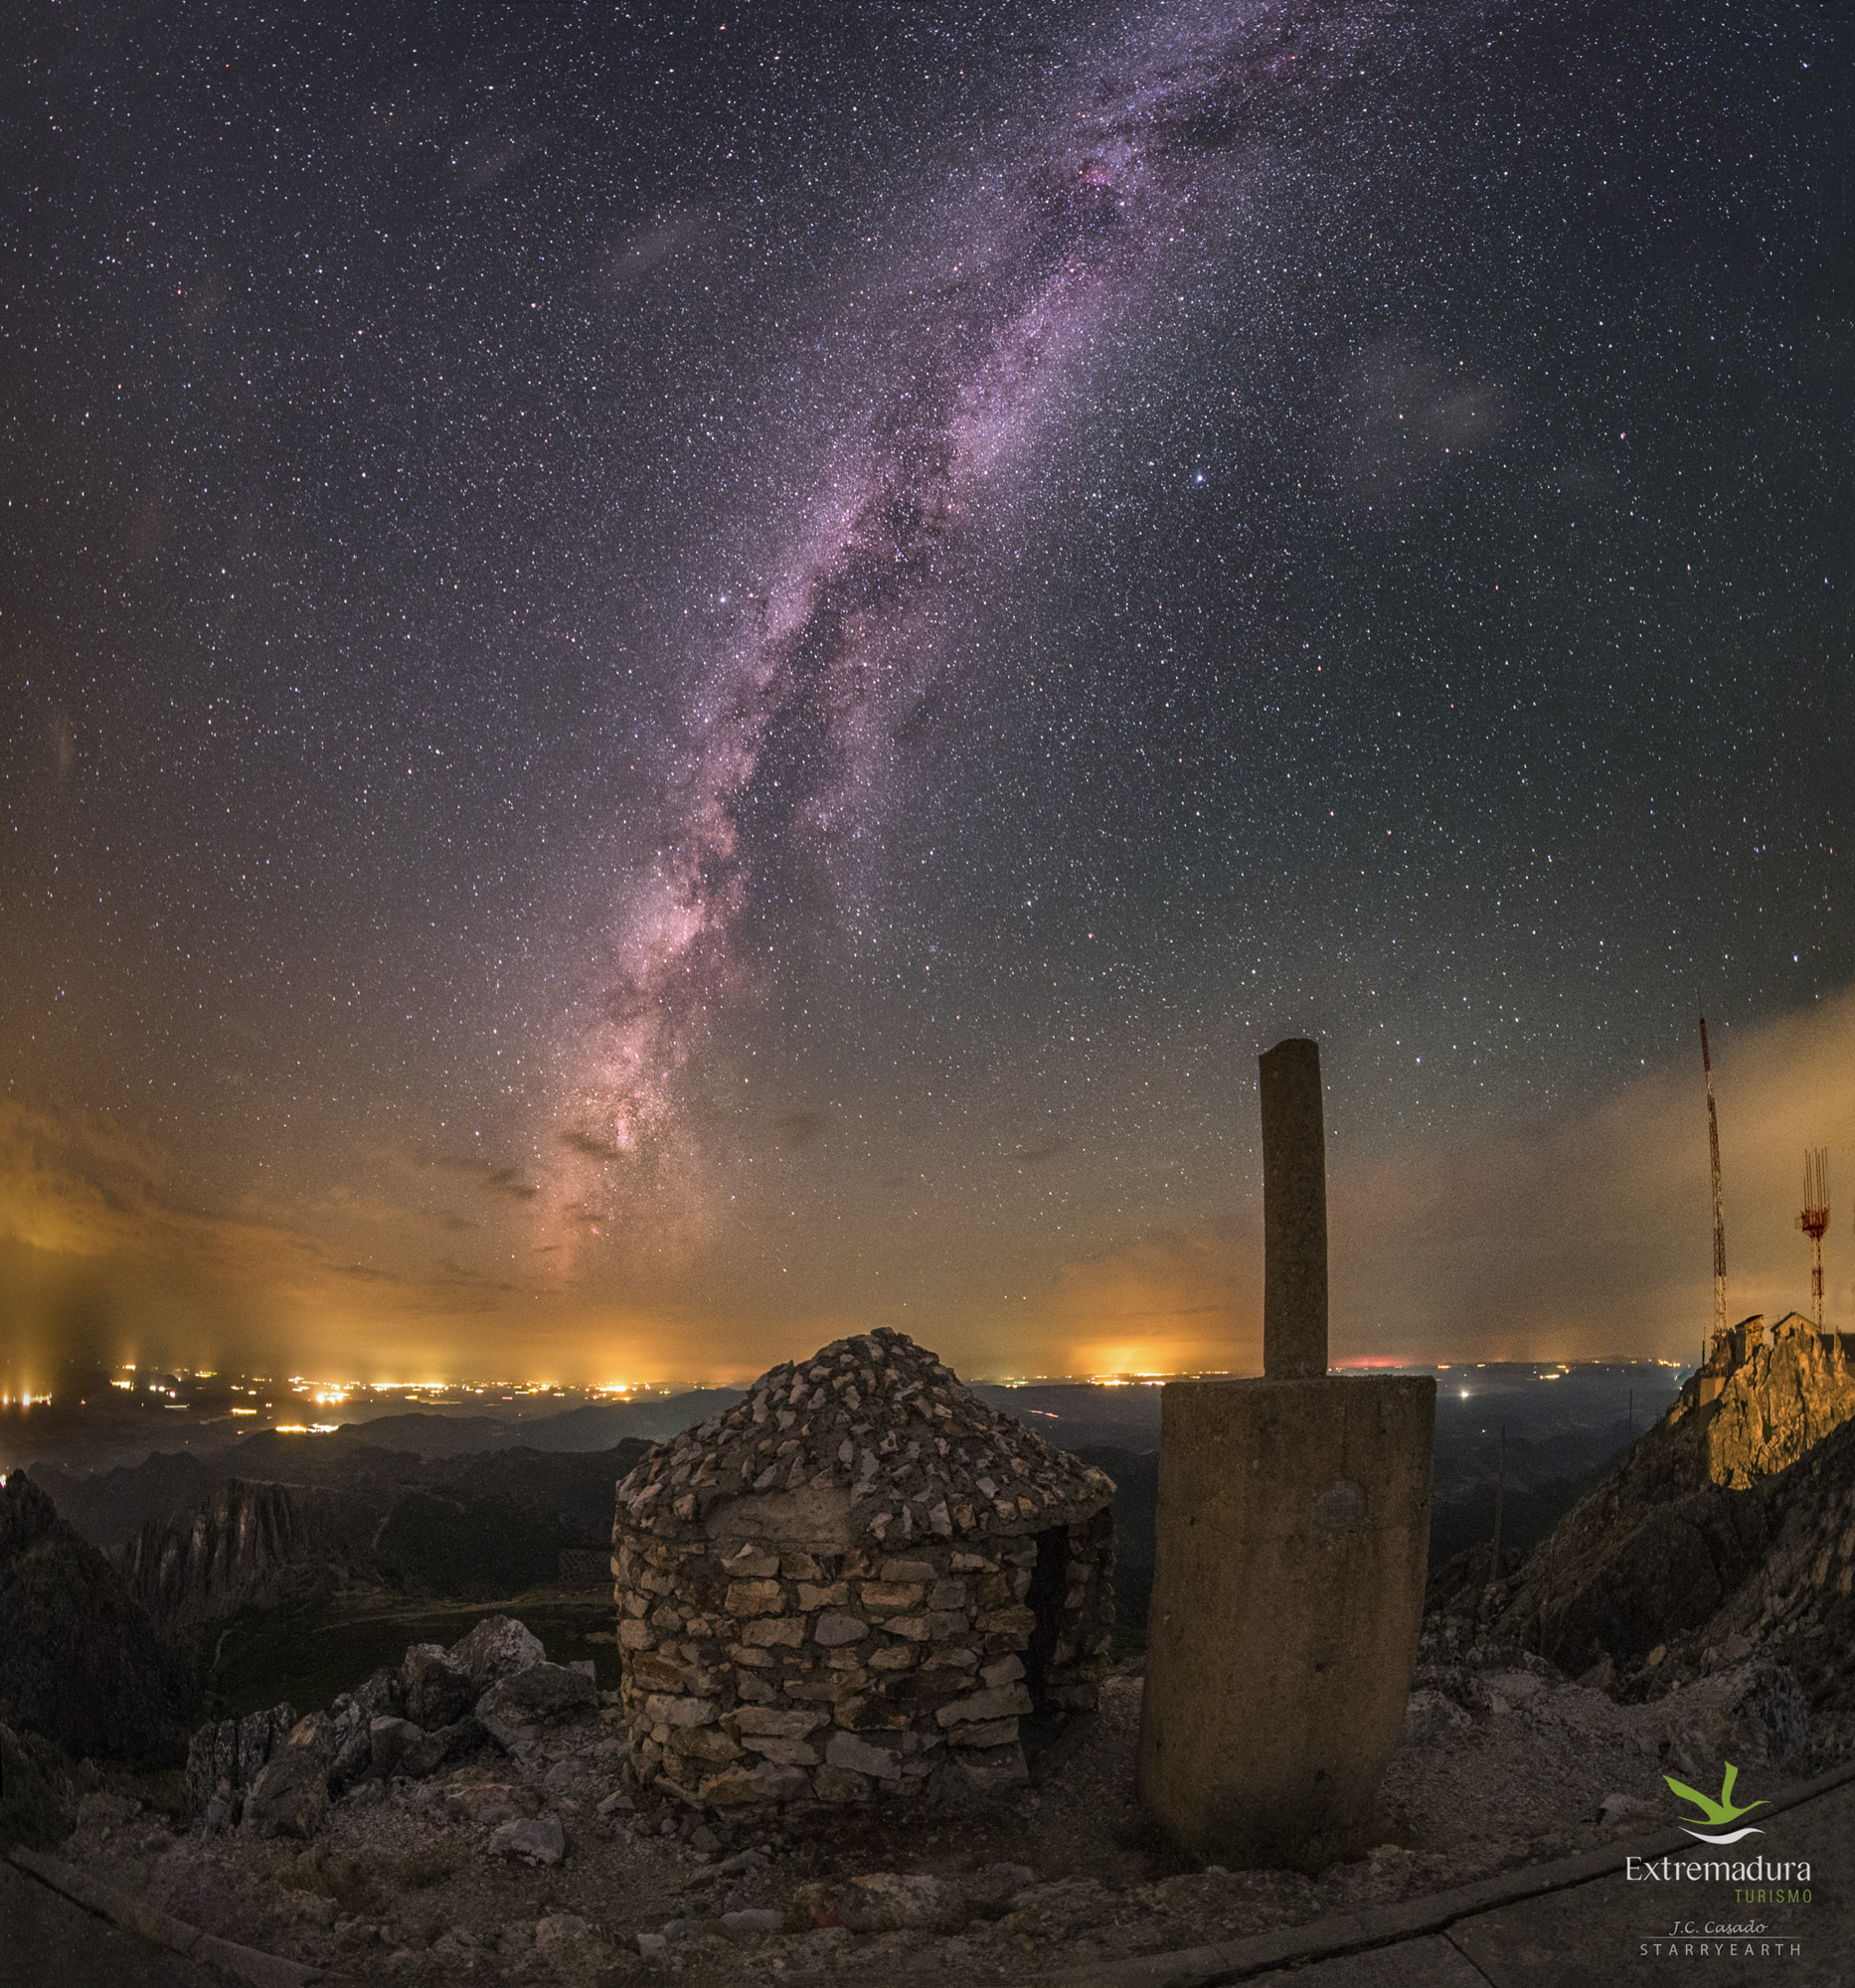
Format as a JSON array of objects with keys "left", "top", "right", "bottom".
[
  {"left": 1699, "top": 1318, "right": 1855, "bottom": 1490},
  {"left": 610, "top": 1328, "right": 1114, "bottom": 1810}
]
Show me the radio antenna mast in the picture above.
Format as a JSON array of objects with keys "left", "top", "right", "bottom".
[
  {"left": 1800, "top": 1149, "right": 1830, "bottom": 1333},
  {"left": 1700, "top": 1016, "right": 1728, "bottom": 1356}
]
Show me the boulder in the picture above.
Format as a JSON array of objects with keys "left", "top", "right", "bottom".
[
  {"left": 1656, "top": 1655, "right": 1810, "bottom": 1779},
  {"left": 368, "top": 1715, "right": 444, "bottom": 1781},
  {"left": 488, "top": 1813, "right": 566, "bottom": 1866},
  {"left": 403, "top": 1642, "right": 475, "bottom": 1732},
  {"left": 241, "top": 1744, "right": 329, "bottom": 1841},
  {"left": 351, "top": 1667, "right": 404, "bottom": 1722},
  {"left": 185, "top": 1703, "right": 294, "bottom": 1816},
  {"left": 450, "top": 1615, "right": 545, "bottom": 1692},
  {"left": 288, "top": 1712, "right": 337, "bottom": 1761},
  {"left": 474, "top": 1661, "right": 596, "bottom": 1749},
  {"left": 328, "top": 1707, "right": 373, "bottom": 1791}
]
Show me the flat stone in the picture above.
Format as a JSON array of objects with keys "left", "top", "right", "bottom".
[
  {"left": 825, "top": 1732, "right": 902, "bottom": 1779},
  {"left": 669, "top": 1727, "right": 743, "bottom": 1762},
  {"left": 743, "top": 1617, "right": 806, "bottom": 1647},
  {"left": 879, "top": 1559, "right": 937, "bottom": 1583},
  {"left": 700, "top": 1760, "right": 811, "bottom": 1806},
  {"left": 628, "top": 1652, "right": 691, "bottom": 1693},
  {"left": 726, "top": 1579, "right": 785, "bottom": 1617},
  {"left": 976, "top": 1605, "right": 1037, "bottom": 1637},
  {"left": 861, "top": 1581, "right": 925, "bottom": 1611},
  {"left": 742, "top": 1735, "right": 819, "bottom": 1766},
  {"left": 948, "top": 1716, "right": 1020, "bottom": 1748},
  {"left": 733, "top": 1707, "right": 825, "bottom": 1739},
  {"left": 935, "top": 1684, "right": 1033, "bottom": 1728},
  {"left": 488, "top": 1814, "right": 566, "bottom": 1867},
  {"left": 814, "top": 1612, "right": 870, "bottom": 1647},
  {"left": 721, "top": 1907, "right": 781, "bottom": 1938}
]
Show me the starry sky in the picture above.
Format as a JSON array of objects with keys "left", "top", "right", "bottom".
[{"left": 3, "top": 0, "right": 1851, "bottom": 1393}]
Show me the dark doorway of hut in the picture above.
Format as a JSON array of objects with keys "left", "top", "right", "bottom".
[{"left": 1020, "top": 1521, "right": 1088, "bottom": 1779}]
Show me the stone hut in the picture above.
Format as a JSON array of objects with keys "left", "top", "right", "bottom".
[{"left": 610, "top": 1328, "right": 1115, "bottom": 1811}]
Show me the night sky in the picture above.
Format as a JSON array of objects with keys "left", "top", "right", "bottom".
[{"left": 4, "top": 1, "right": 1851, "bottom": 1391}]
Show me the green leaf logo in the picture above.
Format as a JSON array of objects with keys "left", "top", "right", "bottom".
[{"left": 1664, "top": 1761, "right": 1769, "bottom": 1842}]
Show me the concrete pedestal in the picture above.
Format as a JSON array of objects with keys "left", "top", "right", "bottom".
[{"left": 1136, "top": 1374, "right": 1435, "bottom": 1872}]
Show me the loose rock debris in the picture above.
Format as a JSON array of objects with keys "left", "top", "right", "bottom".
[{"left": 42, "top": 1613, "right": 1834, "bottom": 1984}]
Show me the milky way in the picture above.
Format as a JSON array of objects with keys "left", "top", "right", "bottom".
[{"left": 549, "top": 0, "right": 1449, "bottom": 1233}]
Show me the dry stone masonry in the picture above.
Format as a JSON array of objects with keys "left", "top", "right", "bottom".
[{"left": 611, "top": 1328, "right": 1114, "bottom": 1812}]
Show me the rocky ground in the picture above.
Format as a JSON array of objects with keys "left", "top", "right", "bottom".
[{"left": 37, "top": 1607, "right": 1833, "bottom": 1988}]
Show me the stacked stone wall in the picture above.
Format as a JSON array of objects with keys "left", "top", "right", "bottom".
[{"left": 612, "top": 1508, "right": 1112, "bottom": 1809}]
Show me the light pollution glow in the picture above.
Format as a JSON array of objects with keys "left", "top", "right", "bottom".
[{"left": 3, "top": 985, "right": 1850, "bottom": 1397}]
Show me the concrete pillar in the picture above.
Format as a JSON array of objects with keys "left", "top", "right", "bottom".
[
  {"left": 1135, "top": 1034, "right": 1436, "bottom": 1871},
  {"left": 1137, "top": 1375, "right": 1434, "bottom": 1870},
  {"left": 1259, "top": 1038, "right": 1328, "bottom": 1380}
]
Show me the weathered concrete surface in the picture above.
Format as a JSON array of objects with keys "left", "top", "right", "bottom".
[
  {"left": 1053, "top": 1756, "right": 1855, "bottom": 1988},
  {"left": 1446, "top": 1774, "right": 1855, "bottom": 1986},
  {"left": 1137, "top": 1375, "right": 1435, "bottom": 1871},
  {"left": 1251, "top": 1935, "right": 1492, "bottom": 1985},
  {"left": 1258, "top": 1038, "right": 1327, "bottom": 1383},
  {"left": 4, "top": 1845, "right": 322, "bottom": 1988},
  {"left": 0, "top": 1858, "right": 220, "bottom": 1988}
]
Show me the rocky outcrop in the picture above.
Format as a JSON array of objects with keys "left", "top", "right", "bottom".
[
  {"left": 1694, "top": 1323, "right": 1855, "bottom": 1487},
  {"left": 1477, "top": 1402, "right": 1855, "bottom": 1753},
  {"left": 184, "top": 1702, "right": 298, "bottom": 1819},
  {"left": 0, "top": 1470, "right": 198, "bottom": 1767},
  {"left": 119, "top": 1478, "right": 317, "bottom": 1631},
  {"left": 179, "top": 1610, "right": 594, "bottom": 1840}
]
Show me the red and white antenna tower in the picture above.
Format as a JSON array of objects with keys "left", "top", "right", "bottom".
[
  {"left": 1799, "top": 1149, "right": 1830, "bottom": 1333},
  {"left": 1700, "top": 1016, "right": 1728, "bottom": 1355}
]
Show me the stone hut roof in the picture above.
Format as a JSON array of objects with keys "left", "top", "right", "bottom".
[{"left": 615, "top": 1328, "right": 1113, "bottom": 1548}]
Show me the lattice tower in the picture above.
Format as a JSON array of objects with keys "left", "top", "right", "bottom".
[
  {"left": 1799, "top": 1147, "right": 1830, "bottom": 1333},
  {"left": 1701, "top": 1016, "right": 1728, "bottom": 1356}
]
